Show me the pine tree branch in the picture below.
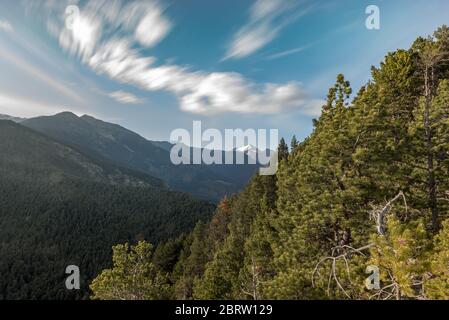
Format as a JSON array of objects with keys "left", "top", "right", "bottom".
[{"left": 312, "top": 192, "right": 408, "bottom": 298}]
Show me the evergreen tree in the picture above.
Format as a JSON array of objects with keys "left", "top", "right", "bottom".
[
  {"left": 408, "top": 30, "right": 449, "bottom": 231},
  {"left": 426, "top": 219, "right": 449, "bottom": 299},
  {"left": 290, "top": 135, "right": 298, "bottom": 153},
  {"left": 278, "top": 138, "right": 289, "bottom": 163},
  {"left": 90, "top": 242, "right": 171, "bottom": 300},
  {"left": 369, "top": 217, "right": 430, "bottom": 300}
]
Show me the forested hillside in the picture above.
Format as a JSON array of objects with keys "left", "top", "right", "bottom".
[
  {"left": 23, "top": 112, "right": 257, "bottom": 202},
  {"left": 0, "top": 121, "right": 215, "bottom": 299},
  {"left": 91, "top": 26, "right": 449, "bottom": 300}
]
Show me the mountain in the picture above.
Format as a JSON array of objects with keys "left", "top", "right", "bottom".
[
  {"left": 23, "top": 112, "right": 258, "bottom": 201},
  {"left": 0, "top": 118, "right": 163, "bottom": 188},
  {"left": 151, "top": 140, "right": 175, "bottom": 152},
  {"left": 153, "top": 142, "right": 261, "bottom": 189},
  {"left": 236, "top": 144, "right": 254, "bottom": 152},
  {"left": 0, "top": 120, "right": 215, "bottom": 299},
  {"left": 235, "top": 144, "right": 259, "bottom": 162},
  {"left": 0, "top": 114, "right": 26, "bottom": 123}
]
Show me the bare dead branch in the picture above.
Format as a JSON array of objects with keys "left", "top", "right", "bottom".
[
  {"left": 312, "top": 243, "right": 375, "bottom": 297},
  {"left": 312, "top": 192, "right": 408, "bottom": 298},
  {"left": 369, "top": 191, "right": 407, "bottom": 235}
]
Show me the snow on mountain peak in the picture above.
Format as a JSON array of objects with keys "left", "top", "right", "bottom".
[{"left": 237, "top": 144, "right": 256, "bottom": 152}]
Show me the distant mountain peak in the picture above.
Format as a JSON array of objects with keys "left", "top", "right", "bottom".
[
  {"left": 54, "top": 111, "right": 80, "bottom": 118},
  {"left": 81, "top": 114, "right": 95, "bottom": 120},
  {"left": 236, "top": 144, "right": 257, "bottom": 152},
  {"left": 21, "top": 112, "right": 257, "bottom": 201},
  {"left": 0, "top": 114, "right": 27, "bottom": 123},
  {"left": 81, "top": 114, "right": 105, "bottom": 122}
]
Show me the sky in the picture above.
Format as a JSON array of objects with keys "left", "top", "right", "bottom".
[{"left": 0, "top": 0, "right": 448, "bottom": 144}]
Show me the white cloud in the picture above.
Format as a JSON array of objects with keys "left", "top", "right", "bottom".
[
  {"left": 225, "top": 23, "right": 278, "bottom": 61},
  {"left": 0, "top": 19, "right": 13, "bottom": 33},
  {"left": 134, "top": 4, "right": 172, "bottom": 48},
  {"left": 88, "top": 38, "right": 309, "bottom": 115},
  {"left": 179, "top": 73, "right": 307, "bottom": 115},
  {"left": 109, "top": 91, "right": 145, "bottom": 105},
  {"left": 265, "top": 44, "right": 313, "bottom": 61},
  {"left": 59, "top": 12, "right": 102, "bottom": 62},
  {"left": 36, "top": 0, "right": 318, "bottom": 116},
  {"left": 223, "top": 0, "right": 304, "bottom": 60},
  {"left": 57, "top": 0, "right": 172, "bottom": 61}
]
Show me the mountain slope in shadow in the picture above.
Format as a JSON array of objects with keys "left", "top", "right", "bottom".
[
  {"left": 0, "top": 120, "right": 215, "bottom": 299},
  {"left": 23, "top": 112, "right": 257, "bottom": 201}
]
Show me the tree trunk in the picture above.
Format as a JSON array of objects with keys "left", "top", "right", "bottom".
[{"left": 424, "top": 65, "right": 439, "bottom": 232}]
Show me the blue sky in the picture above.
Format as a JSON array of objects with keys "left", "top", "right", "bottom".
[{"left": 0, "top": 0, "right": 448, "bottom": 144}]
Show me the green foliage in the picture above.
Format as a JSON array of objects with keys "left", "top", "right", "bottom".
[
  {"left": 369, "top": 217, "right": 431, "bottom": 299},
  {"left": 278, "top": 138, "right": 289, "bottom": 163},
  {"left": 426, "top": 219, "right": 449, "bottom": 299},
  {"left": 84, "top": 26, "right": 449, "bottom": 300},
  {"left": 290, "top": 135, "right": 298, "bottom": 153},
  {"left": 90, "top": 242, "right": 171, "bottom": 300},
  {"left": 193, "top": 175, "right": 277, "bottom": 300},
  {"left": 0, "top": 121, "right": 215, "bottom": 299}
]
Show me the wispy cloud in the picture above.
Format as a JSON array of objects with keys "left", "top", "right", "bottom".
[
  {"left": 265, "top": 42, "right": 315, "bottom": 61},
  {"left": 0, "top": 91, "right": 78, "bottom": 118},
  {"left": 223, "top": 0, "right": 306, "bottom": 61},
  {"left": 0, "top": 19, "right": 13, "bottom": 33},
  {"left": 33, "top": 0, "right": 318, "bottom": 116},
  {"left": 0, "top": 47, "right": 83, "bottom": 104},
  {"left": 109, "top": 91, "right": 145, "bottom": 105},
  {"left": 88, "top": 38, "right": 308, "bottom": 115},
  {"left": 134, "top": 2, "right": 172, "bottom": 48},
  {"left": 57, "top": 0, "right": 172, "bottom": 62}
]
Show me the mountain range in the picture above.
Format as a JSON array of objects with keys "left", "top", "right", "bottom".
[
  {"left": 0, "top": 114, "right": 26, "bottom": 123},
  {"left": 19, "top": 112, "right": 258, "bottom": 202},
  {"left": 0, "top": 119, "right": 217, "bottom": 299},
  {"left": 0, "top": 112, "right": 260, "bottom": 299}
]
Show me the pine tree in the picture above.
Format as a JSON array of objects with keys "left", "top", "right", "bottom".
[
  {"left": 407, "top": 30, "right": 449, "bottom": 231},
  {"left": 368, "top": 215, "right": 430, "bottom": 300},
  {"left": 290, "top": 135, "right": 298, "bottom": 153},
  {"left": 239, "top": 194, "right": 277, "bottom": 299},
  {"left": 426, "top": 218, "right": 449, "bottom": 299},
  {"left": 267, "top": 74, "right": 374, "bottom": 299},
  {"left": 172, "top": 222, "right": 208, "bottom": 299},
  {"left": 90, "top": 241, "right": 171, "bottom": 300},
  {"left": 193, "top": 175, "right": 277, "bottom": 299},
  {"left": 278, "top": 138, "right": 289, "bottom": 163}
]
